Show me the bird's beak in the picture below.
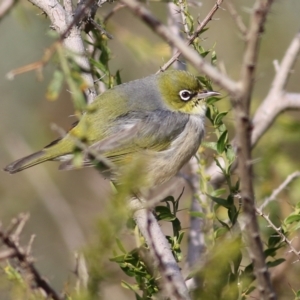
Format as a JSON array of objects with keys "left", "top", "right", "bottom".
[{"left": 197, "top": 91, "right": 220, "bottom": 99}]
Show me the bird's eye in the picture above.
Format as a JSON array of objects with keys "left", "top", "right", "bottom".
[{"left": 179, "top": 90, "right": 192, "bottom": 101}]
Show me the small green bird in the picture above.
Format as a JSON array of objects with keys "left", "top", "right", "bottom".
[{"left": 4, "top": 70, "right": 219, "bottom": 187}]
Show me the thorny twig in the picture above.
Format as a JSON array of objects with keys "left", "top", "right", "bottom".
[{"left": 0, "top": 214, "right": 62, "bottom": 300}]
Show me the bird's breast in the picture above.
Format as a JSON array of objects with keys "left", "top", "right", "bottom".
[{"left": 147, "top": 114, "right": 205, "bottom": 186}]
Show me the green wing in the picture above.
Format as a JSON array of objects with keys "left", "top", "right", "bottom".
[{"left": 99, "top": 110, "right": 190, "bottom": 165}]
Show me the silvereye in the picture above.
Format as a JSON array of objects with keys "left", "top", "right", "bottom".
[{"left": 4, "top": 70, "right": 219, "bottom": 187}]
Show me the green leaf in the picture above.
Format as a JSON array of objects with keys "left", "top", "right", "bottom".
[
  {"left": 284, "top": 214, "right": 300, "bottom": 224},
  {"left": 206, "top": 96, "right": 222, "bottom": 105},
  {"left": 46, "top": 70, "right": 64, "bottom": 101},
  {"left": 211, "top": 50, "right": 217, "bottom": 66},
  {"left": 155, "top": 206, "right": 176, "bottom": 221},
  {"left": 208, "top": 194, "right": 231, "bottom": 208},
  {"left": 228, "top": 205, "right": 238, "bottom": 225},
  {"left": 115, "top": 70, "right": 122, "bottom": 85},
  {"left": 90, "top": 58, "right": 108, "bottom": 74},
  {"left": 264, "top": 247, "right": 280, "bottom": 258},
  {"left": 217, "top": 130, "right": 228, "bottom": 154},
  {"left": 226, "top": 145, "right": 236, "bottom": 165},
  {"left": 189, "top": 211, "right": 205, "bottom": 218},
  {"left": 116, "top": 238, "right": 127, "bottom": 254},
  {"left": 211, "top": 188, "right": 227, "bottom": 197},
  {"left": 267, "top": 258, "right": 285, "bottom": 268},
  {"left": 202, "top": 141, "right": 218, "bottom": 151},
  {"left": 214, "top": 111, "right": 228, "bottom": 126},
  {"left": 214, "top": 226, "right": 228, "bottom": 238},
  {"left": 268, "top": 234, "right": 282, "bottom": 248}
]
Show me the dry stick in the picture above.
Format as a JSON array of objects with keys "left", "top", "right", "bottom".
[
  {"left": 103, "top": 3, "right": 125, "bottom": 24},
  {"left": 255, "top": 209, "right": 300, "bottom": 262},
  {"left": 251, "top": 30, "right": 300, "bottom": 146},
  {"left": 130, "top": 198, "right": 190, "bottom": 300},
  {"left": 225, "top": 0, "right": 247, "bottom": 36},
  {"left": 259, "top": 171, "right": 300, "bottom": 211},
  {"left": 159, "top": 0, "right": 225, "bottom": 72},
  {"left": 233, "top": 1, "right": 276, "bottom": 299},
  {"left": 185, "top": 156, "right": 206, "bottom": 290},
  {"left": 167, "top": 2, "right": 186, "bottom": 71},
  {"left": 0, "top": 214, "right": 62, "bottom": 300}
]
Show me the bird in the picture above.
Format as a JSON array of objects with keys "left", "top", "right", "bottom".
[{"left": 4, "top": 70, "right": 219, "bottom": 188}]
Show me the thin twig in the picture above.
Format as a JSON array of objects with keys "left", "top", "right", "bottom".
[
  {"left": 130, "top": 198, "right": 190, "bottom": 300},
  {"left": 225, "top": 0, "right": 247, "bottom": 36},
  {"left": 207, "top": 30, "right": 300, "bottom": 188},
  {"left": 184, "top": 156, "right": 206, "bottom": 290},
  {"left": 0, "top": 249, "right": 16, "bottom": 260},
  {"left": 256, "top": 208, "right": 300, "bottom": 262},
  {"left": 103, "top": 3, "right": 125, "bottom": 24},
  {"left": 120, "top": 0, "right": 237, "bottom": 96},
  {"left": 159, "top": 0, "right": 225, "bottom": 72},
  {"left": 0, "top": 214, "right": 62, "bottom": 300},
  {"left": 259, "top": 171, "right": 300, "bottom": 210},
  {"left": 167, "top": 3, "right": 186, "bottom": 70},
  {"left": 252, "top": 30, "right": 300, "bottom": 146},
  {"left": 28, "top": 0, "right": 97, "bottom": 103}
]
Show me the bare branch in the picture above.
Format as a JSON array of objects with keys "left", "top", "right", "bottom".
[
  {"left": 0, "top": 249, "right": 16, "bottom": 260},
  {"left": 259, "top": 171, "right": 300, "bottom": 211},
  {"left": 256, "top": 208, "right": 300, "bottom": 262},
  {"left": 225, "top": 0, "right": 247, "bottom": 36},
  {"left": 233, "top": 1, "right": 276, "bottom": 299},
  {"left": 103, "top": 3, "right": 125, "bottom": 24},
  {"left": 207, "top": 30, "right": 300, "bottom": 188},
  {"left": 185, "top": 157, "right": 206, "bottom": 271},
  {"left": 129, "top": 198, "right": 190, "bottom": 300},
  {"left": 0, "top": 0, "right": 18, "bottom": 20},
  {"left": 252, "top": 30, "right": 300, "bottom": 146},
  {"left": 269, "top": 30, "right": 300, "bottom": 95},
  {"left": 0, "top": 214, "right": 62, "bottom": 300},
  {"left": 121, "top": 0, "right": 238, "bottom": 96},
  {"left": 28, "top": 0, "right": 97, "bottom": 103},
  {"left": 159, "top": 0, "right": 226, "bottom": 73},
  {"left": 167, "top": 3, "right": 186, "bottom": 70}
]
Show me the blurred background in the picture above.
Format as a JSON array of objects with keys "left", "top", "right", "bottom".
[{"left": 0, "top": 0, "right": 300, "bottom": 298}]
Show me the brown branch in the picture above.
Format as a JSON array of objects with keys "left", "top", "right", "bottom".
[
  {"left": 121, "top": 0, "right": 238, "bottom": 96},
  {"left": 233, "top": 1, "right": 276, "bottom": 299},
  {"left": 0, "top": 214, "right": 62, "bottom": 300}
]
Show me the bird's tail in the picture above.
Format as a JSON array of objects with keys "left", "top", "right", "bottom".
[{"left": 4, "top": 137, "right": 74, "bottom": 174}]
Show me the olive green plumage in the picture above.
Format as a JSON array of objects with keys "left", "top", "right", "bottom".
[{"left": 4, "top": 70, "right": 219, "bottom": 186}]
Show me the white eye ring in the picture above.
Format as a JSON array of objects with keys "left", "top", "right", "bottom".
[{"left": 179, "top": 90, "right": 192, "bottom": 101}]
